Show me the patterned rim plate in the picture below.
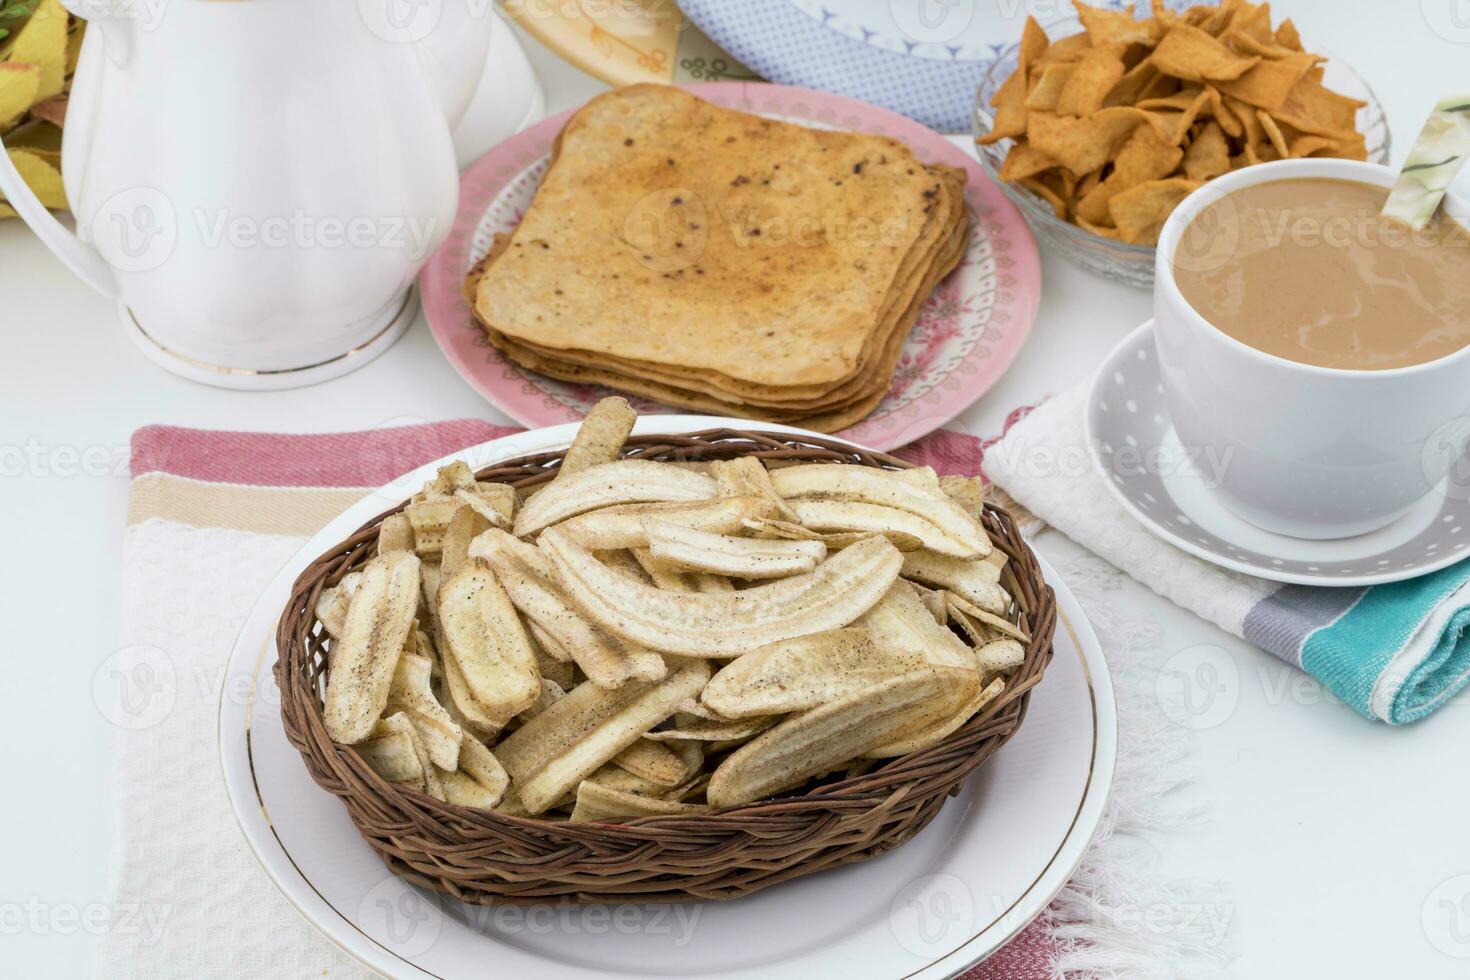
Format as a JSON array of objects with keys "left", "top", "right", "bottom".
[
  {"left": 678, "top": 0, "right": 1085, "bottom": 132},
  {"left": 219, "top": 417, "right": 1116, "bottom": 980},
  {"left": 499, "top": 1, "right": 759, "bottom": 87},
  {"left": 420, "top": 81, "right": 1041, "bottom": 453},
  {"left": 1088, "top": 321, "right": 1470, "bottom": 587}
]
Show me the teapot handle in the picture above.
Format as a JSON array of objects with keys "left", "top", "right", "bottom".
[
  {"left": 0, "top": 1, "right": 131, "bottom": 298},
  {"left": 0, "top": 134, "right": 118, "bottom": 298}
]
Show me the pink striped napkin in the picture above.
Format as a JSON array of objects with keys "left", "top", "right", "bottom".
[{"left": 112, "top": 417, "right": 1058, "bottom": 978}]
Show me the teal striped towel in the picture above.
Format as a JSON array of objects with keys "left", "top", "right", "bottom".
[{"left": 983, "top": 383, "right": 1470, "bottom": 724}]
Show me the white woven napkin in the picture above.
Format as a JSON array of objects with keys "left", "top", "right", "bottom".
[{"left": 99, "top": 517, "right": 371, "bottom": 978}]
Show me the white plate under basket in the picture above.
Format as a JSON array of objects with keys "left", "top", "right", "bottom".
[{"left": 219, "top": 416, "right": 1116, "bottom": 979}]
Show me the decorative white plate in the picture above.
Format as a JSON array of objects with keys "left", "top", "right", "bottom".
[
  {"left": 219, "top": 417, "right": 1116, "bottom": 979},
  {"left": 1087, "top": 321, "right": 1470, "bottom": 587},
  {"left": 678, "top": 0, "right": 1080, "bottom": 132}
]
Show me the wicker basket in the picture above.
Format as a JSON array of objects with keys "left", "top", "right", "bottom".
[{"left": 275, "top": 427, "right": 1057, "bottom": 905}]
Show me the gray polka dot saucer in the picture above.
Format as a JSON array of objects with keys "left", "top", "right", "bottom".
[{"left": 1085, "top": 321, "right": 1470, "bottom": 587}]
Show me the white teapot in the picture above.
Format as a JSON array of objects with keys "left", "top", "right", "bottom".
[{"left": 0, "top": 0, "right": 511, "bottom": 388}]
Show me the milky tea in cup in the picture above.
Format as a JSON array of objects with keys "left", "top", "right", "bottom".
[
  {"left": 1173, "top": 178, "right": 1470, "bottom": 370},
  {"left": 1154, "top": 160, "right": 1470, "bottom": 540}
]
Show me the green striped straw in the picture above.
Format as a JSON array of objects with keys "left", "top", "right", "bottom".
[{"left": 1382, "top": 94, "right": 1470, "bottom": 230}]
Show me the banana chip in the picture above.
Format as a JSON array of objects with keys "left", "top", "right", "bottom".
[
  {"left": 453, "top": 486, "right": 514, "bottom": 529},
  {"left": 864, "top": 677, "right": 1004, "bottom": 758},
  {"left": 643, "top": 716, "right": 777, "bottom": 743},
  {"left": 541, "top": 527, "right": 902, "bottom": 658},
  {"left": 789, "top": 500, "right": 982, "bottom": 560},
  {"left": 513, "top": 460, "right": 717, "bottom": 538},
  {"left": 860, "top": 581, "right": 978, "bottom": 672},
  {"left": 769, "top": 464, "right": 990, "bottom": 558},
  {"left": 556, "top": 396, "right": 636, "bottom": 479},
  {"left": 440, "top": 769, "right": 502, "bottom": 809},
  {"left": 710, "top": 456, "right": 798, "bottom": 521},
  {"left": 380, "top": 711, "right": 444, "bottom": 799},
  {"left": 586, "top": 763, "right": 672, "bottom": 798},
  {"left": 706, "top": 669, "right": 975, "bottom": 808},
  {"left": 456, "top": 731, "right": 510, "bottom": 807},
  {"left": 560, "top": 496, "right": 779, "bottom": 550},
  {"left": 437, "top": 562, "right": 542, "bottom": 720},
  {"left": 630, "top": 546, "right": 694, "bottom": 591},
  {"left": 422, "top": 461, "right": 476, "bottom": 499},
  {"left": 901, "top": 549, "right": 1007, "bottom": 612},
  {"left": 610, "top": 737, "right": 690, "bottom": 786},
  {"left": 494, "top": 661, "right": 710, "bottom": 814},
  {"left": 314, "top": 571, "right": 362, "bottom": 641},
  {"left": 354, "top": 721, "right": 425, "bottom": 788},
  {"left": 473, "top": 529, "right": 666, "bottom": 688},
  {"left": 323, "top": 552, "right": 421, "bottom": 744},
  {"left": 441, "top": 505, "right": 490, "bottom": 577},
  {"left": 948, "top": 593, "right": 1031, "bottom": 645},
  {"left": 700, "top": 628, "right": 922, "bottom": 718},
  {"left": 938, "top": 475, "right": 986, "bottom": 520},
  {"left": 387, "top": 652, "right": 463, "bottom": 771},
  {"left": 571, "top": 780, "right": 708, "bottom": 823},
  {"left": 643, "top": 517, "right": 826, "bottom": 579},
  {"left": 377, "top": 514, "right": 415, "bottom": 554},
  {"left": 977, "top": 638, "right": 1026, "bottom": 675},
  {"left": 405, "top": 497, "right": 463, "bottom": 556}
]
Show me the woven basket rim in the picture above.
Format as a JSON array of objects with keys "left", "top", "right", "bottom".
[{"left": 273, "top": 427, "right": 1058, "bottom": 904}]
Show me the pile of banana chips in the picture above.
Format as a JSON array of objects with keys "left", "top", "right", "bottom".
[{"left": 318, "top": 398, "right": 1028, "bottom": 821}]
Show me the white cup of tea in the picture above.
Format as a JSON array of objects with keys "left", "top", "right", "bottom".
[{"left": 1154, "top": 158, "right": 1470, "bottom": 540}]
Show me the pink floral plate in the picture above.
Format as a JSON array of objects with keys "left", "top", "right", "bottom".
[{"left": 420, "top": 81, "right": 1041, "bottom": 451}]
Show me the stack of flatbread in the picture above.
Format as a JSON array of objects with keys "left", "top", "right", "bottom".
[{"left": 465, "top": 85, "right": 971, "bottom": 433}]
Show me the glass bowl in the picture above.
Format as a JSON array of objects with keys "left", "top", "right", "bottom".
[{"left": 972, "top": 16, "right": 1391, "bottom": 288}]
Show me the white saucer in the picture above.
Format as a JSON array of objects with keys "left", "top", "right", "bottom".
[
  {"left": 1087, "top": 321, "right": 1470, "bottom": 587},
  {"left": 219, "top": 417, "right": 1117, "bottom": 979}
]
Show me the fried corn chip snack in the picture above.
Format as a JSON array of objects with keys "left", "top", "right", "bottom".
[{"left": 984, "top": 0, "right": 1368, "bottom": 244}]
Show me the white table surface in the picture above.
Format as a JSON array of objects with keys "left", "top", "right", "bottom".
[{"left": 4, "top": 5, "right": 1470, "bottom": 977}]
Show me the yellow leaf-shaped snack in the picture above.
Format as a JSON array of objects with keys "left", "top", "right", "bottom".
[
  {"left": 0, "top": 62, "right": 41, "bottom": 128},
  {"left": 6, "top": 119, "right": 60, "bottom": 155},
  {"left": 10, "top": 0, "right": 69, "bottom": 101},
  {"left": 28, "top": 94, "right": 65, "bottom": 128},
  {"left": 5, "top": 149, "right": 67, "bottom": 209}
]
